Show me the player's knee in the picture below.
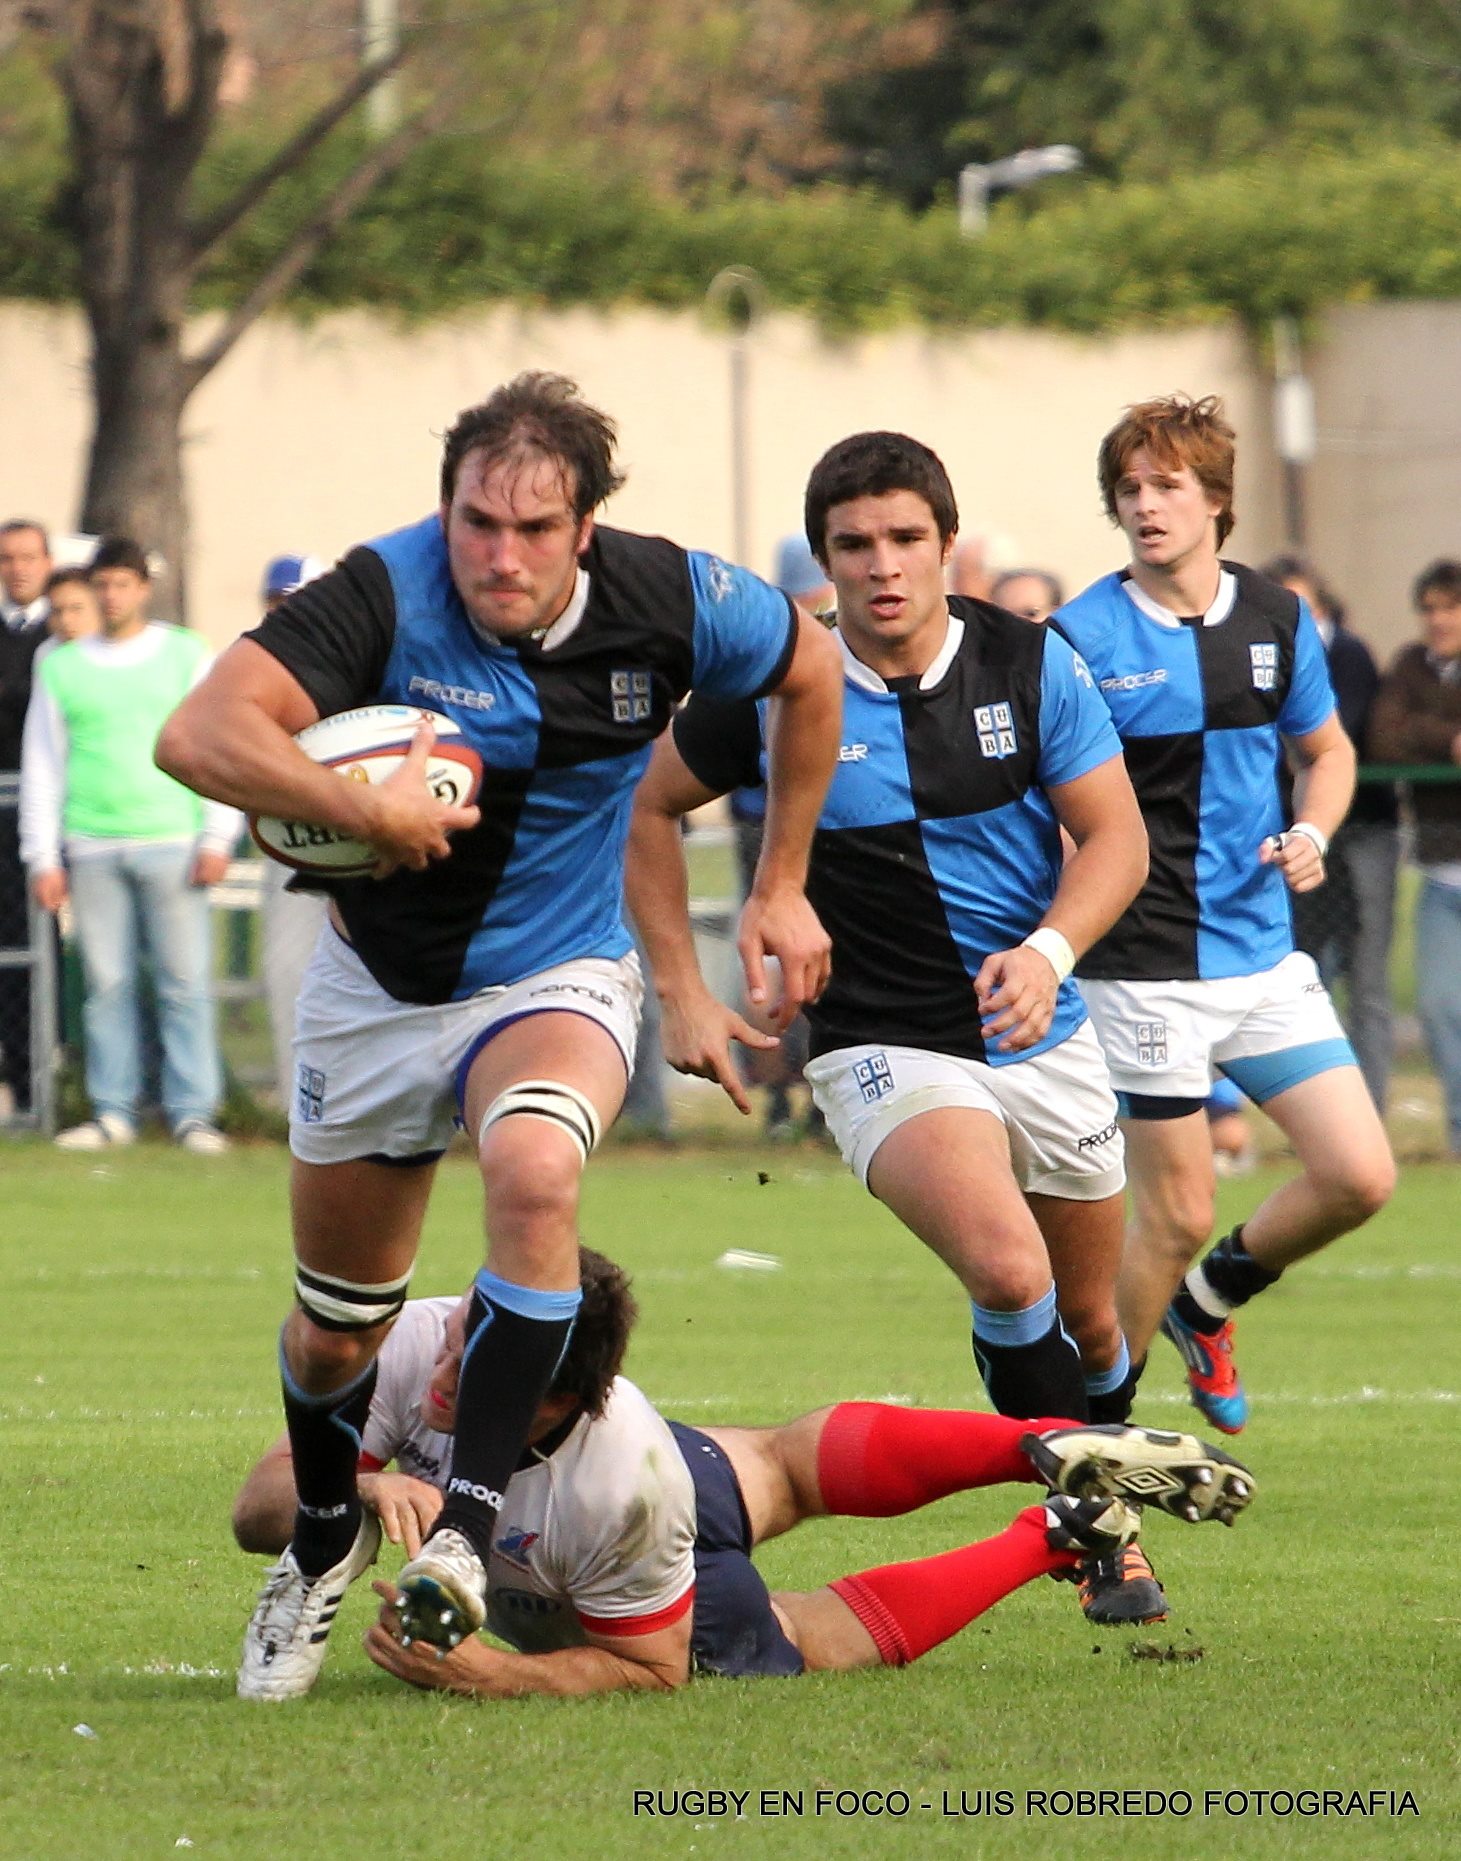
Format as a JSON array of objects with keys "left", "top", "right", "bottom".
[
  {"left": 482, "top": 1124, "right": 583, "bottom": 1232},
  {"left": 285, "top": 1310, "right": 389, "bottom": 1387},
  {"left": 231, "top": 1492, "right": 284, "bottom": 1556},
  {"left": 1315, "top": 1146, "right": 1396, "bottom": 1228}
]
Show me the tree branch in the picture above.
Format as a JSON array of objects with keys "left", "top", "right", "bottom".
[
  {"left": 186, "top": 40, "right": 414, "bottom": 268},
  {"left": 182, "top": 87, "right": 458, "bottom": 390}
]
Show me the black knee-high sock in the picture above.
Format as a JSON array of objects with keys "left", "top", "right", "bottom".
[
  {"left": 1172, "top": 1226, "right": 1280, "bottom": 1335},
  {"left": 1087, "top": 1345, "right": 1144, "bottom": 1426},
  {"left": 432, "top": 1270, "right": 581, "bottom": 1566},
  {"left": 971, "top": 1290, "right": 1088, "bottom": 1421},
  {"left": 281, "top": 1341, "right": 377, "bottom": 1578}
]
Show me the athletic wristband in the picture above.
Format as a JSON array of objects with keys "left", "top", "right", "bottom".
[
  {"left": 1286, "top": 820, "right": 1328, "bottom": 860},
  {"left": 1021, "top": 926, "right": 1075, "bottom": 983}
]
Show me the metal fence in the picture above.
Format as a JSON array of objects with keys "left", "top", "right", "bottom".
[{"left": 3, "top": 772, "right": 1458, "bottom": 1147}]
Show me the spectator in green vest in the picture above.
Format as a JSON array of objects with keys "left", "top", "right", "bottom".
[{"left": 19, "top": 538, "right": 240, "bottom": 1151}]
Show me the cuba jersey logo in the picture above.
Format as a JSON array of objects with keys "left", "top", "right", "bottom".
[
  {"left": 611, "top": 668, "right": 653, "bottom": 724},
  {"left": 854, "top": 1051, "right": 894, "bottom": 1103},
  {"left": 296, "top": 1063, "right": 325, "bottom": 1123},
  {"left": 974, "top": 701, "right": 1017, "bottom": 758},
  {"left": 1135, "top": 1021, "right": 1169, "bottom": 1067},
  {"left": 1250, "top": 643, "right": 1277, "bottom": 691}
]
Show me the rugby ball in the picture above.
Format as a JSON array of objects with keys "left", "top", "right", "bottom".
[{"left": 249, "top": 704, "right": 483, "bottom": 877}]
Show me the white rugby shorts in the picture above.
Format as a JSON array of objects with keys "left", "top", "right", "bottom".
[
  {"left": 1080, "top": 951, "right": 1353, "bottom": 1104},
  {"left": 804, "top": 1020, "right": 1125, "bottom": 1201},
  {"left": 289, "top": 926, "right": 642, "bottom": 1164}
]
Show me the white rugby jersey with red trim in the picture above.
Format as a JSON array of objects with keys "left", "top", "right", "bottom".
[{"left": 359, "top": 1298, "right": 695, "bottom": 1649}]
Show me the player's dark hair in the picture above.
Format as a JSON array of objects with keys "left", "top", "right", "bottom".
[
  {"left": 440, "top": 372, "right": 626, "bottom": 520},
  {"left": 90, "top": 535, "right": 150, "bottom": 579},
  {"left": 45, "top": 566, "right": 92, "bottom": 594},
  {"left": 546, "top": 1246, "right": 638, "bottom": 1417},
  {"left": 1262, "top": 553, "right": 1345, "bottom": 627},
  {"left": 1412, "top": 558, "right": 1461, "bottom": 609},
  {"left": 1097, "top": 393, "right": 1237, "bottom": 548},
  {"left": 0, "top": 518, "right": 50, "bottom": 550},
  {"left": 803, "top": 431, "right": 959, "bottom": 562}
]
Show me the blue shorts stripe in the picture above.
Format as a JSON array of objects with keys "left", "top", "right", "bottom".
[{"left": 1219, "top": 1037, "right": 1356, "bottom": 1105}]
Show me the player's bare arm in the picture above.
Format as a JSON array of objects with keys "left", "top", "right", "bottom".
[
  {"left": 975, "top": 754, "right": 1147, "bottom": 1052},
  {"left": 627, "top": 731, "right": 777, "bottom": 1115},
  {"left": 233, "top": 1435, "right": 442, "bottom": 1559},
  {"left": 738, "top": 610, "right": 840, "bottom": 1027},
  {"left": 364, "top": 1580, "right": 691, "bottom": 1696},
  {"left": 1260, "top": 711, "right": 1356, "bottom": 894},
  {"left": 155, "top": 640, "right": 480, "bottom": 871}
]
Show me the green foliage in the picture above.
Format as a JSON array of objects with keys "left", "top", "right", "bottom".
[
  {"left": 6, "top": 102, "right": 1461, "bottom": 335},
  {"left": 2, "top": 1147, "right": 1458, "bottom": 1855}
]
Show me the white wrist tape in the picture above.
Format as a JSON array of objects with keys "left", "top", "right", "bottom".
[
  {"left": 1022, "top": 926, "right": 1075, "bottom": 983},
  {"left": 1285, "top": 820, "right": 1328, "bottom": 860}
]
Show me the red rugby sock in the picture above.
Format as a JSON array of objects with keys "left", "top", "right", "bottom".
[
  {"left": 830, "top": 1505, "right": 1073, "bottom": 1665},
  {"left": 816, "top": 1401, "right": 1075, "bottom": 1516}
]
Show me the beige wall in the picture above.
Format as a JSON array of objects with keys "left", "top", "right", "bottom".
[{"left": 0, "top": 296, "right": 1440, "bottom": 662}]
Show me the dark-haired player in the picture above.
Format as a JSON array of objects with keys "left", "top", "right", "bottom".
[
  {"left": 232, "top": 1249, "right": 1253, "bottom": 1697},
  {"left": 628, "top": 432, "right": 1171, "bottom": 1625},
  {"left": 157, "top": 372, "right": 841, "bottom": 1695},
  {"left": 1054, "top": 394, "right": 1394, "bottom": 1434}
]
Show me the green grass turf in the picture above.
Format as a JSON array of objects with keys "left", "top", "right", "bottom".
[{"left": 1, "top": 1144, "right": 1455, "bottom": 1859}]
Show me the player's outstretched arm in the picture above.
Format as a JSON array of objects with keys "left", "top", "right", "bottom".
[
  {"left": 740, "top": 611, "right": 840, "bottom": 1028},
  {"left": 364, "top": 1581, "right": 691, "bottom": 1696},
  {"left": 1261, "top": 712, "right": 1356, "bottom": 894},
  {"left": 976, "top": 755, "right": 1147, "bottom": 1052},
  {"left": 627, "top": 730, "right": 778, "bottom": 1115}
]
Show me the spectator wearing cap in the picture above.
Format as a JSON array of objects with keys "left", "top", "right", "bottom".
[
  {"left": 262, "top": 554, "right": 325, "bottom": 611},
  {"left": 20, "top": 537, "right": 241, "bottom": 1151}
]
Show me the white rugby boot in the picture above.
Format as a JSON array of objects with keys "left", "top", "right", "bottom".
[
  {"left": 237, "top": 1513, "right": 381, "bottom": 1701},
  {"left": 396, "top": 1528, "right": 488, "bottom": 1650}
]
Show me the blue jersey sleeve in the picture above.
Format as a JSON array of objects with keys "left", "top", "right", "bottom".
[
  {"left": 1037, "top": 630, "right": 1123, "bottom": 788},
  {"left": 1279, "top": 598, "right": 1338, "bottom": 738},
  {"left": 687, "top": 553, "right": 797, "bottom": 701}
]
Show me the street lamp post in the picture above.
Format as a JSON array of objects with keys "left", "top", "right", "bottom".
[
  {"left": 705, "top": 266, "right": 766, "bottom": 569},
  {"left": 958, "top": 145, "right": 1083, "bottom": 235}
]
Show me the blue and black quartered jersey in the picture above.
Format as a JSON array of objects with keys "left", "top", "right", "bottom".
[
  {"left": 674, "top": 598, "right": 1121, "bottom": 1066},
  {"left": 1053, "top": 563, "right": 1336, "bottom": 984},
  {"left": 247, "top": 516, "right": 796, "bottom": 1004}
]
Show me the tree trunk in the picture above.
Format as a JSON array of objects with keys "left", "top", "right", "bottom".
[{"left": 63, "top": 0, "right": 227, "bottom": 620}]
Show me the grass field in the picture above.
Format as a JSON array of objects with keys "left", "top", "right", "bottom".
[{"left": 2, "top": 1139, "right": 1456, "bottom": 1859}]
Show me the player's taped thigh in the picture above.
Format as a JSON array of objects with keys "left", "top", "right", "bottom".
[
  {"left": 294, "top": 1262, "right": 412, "bottom": 1332},
  {"left": 476, "top": 1077, "right": 603, "bottom": 1167}
]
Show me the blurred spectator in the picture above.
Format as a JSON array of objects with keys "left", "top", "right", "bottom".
[
  {"left": 0, "top": 519, "right": 53, "bottom": 1119},
  {"left": 258, "top": 552, "right": 330, "bottom": 1109},
  {"left": 1369, "top": 558, "right": 1461, "bottom": 1157},
  {"left": 1264, "top": 555, "right": 1398, "bottom": 1113},
  {"left": 730, "top": 534, "right": 833, "bottom": 1138},
  {"left": 991, "top": 568, "right": 1064, "bottom": 624},
  {"left": 262, "top": 554, "right": 324, "bottom": 607},
  {"left": 40, "top": 568, "right": 102, "bottom": 649},
  {"left": 946, "top": 533, "right": 994, "bottom": 600},
  {"left": 1205, "top": 1075, "right": 1256, "bottom": 1177},
  {"left": 20, "top": 537, "right": 241, "bottom": 1152}
]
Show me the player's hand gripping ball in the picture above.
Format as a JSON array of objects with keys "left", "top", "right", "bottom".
[{"left": 249, "top": 704, "right": 483, "bottom": 877}]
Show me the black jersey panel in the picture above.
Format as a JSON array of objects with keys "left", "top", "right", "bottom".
[
  {"left": 520, "top": 528, "right": 699, "bottom": 771},
  {"left": 672, "top": 695, "right": 764, "bottom": 796},
  {"left": 244, "top": 548, "right": 397, "bottom": 719},
  {"left": 806, "top": 821, "right": 987, "bottom": 1062},
  {"left": 1079, "top": 731, "right": 1203, "bottom": 981},
  {"left": 1193, "top": 575, "right": 1298, "bottom": 733},
  {"left": 330, "top": 763, "right": 534, "bottom": 1003}
]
